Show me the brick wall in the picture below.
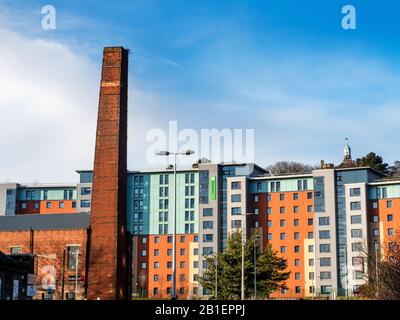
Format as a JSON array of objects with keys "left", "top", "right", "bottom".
[{"left": 0, "top": 229, "right": 88, "bottom": 300}]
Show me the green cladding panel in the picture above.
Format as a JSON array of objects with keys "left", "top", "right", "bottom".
[{"left": 210, "top": 176, "right": 217, "bottom": 200}]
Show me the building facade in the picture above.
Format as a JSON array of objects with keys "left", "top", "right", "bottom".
[{"left": 1, "top": 143, "right": 400, "bottom": 299}]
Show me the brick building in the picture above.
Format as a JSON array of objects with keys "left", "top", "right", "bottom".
[{"left": 0, "top": 214, "right": 90, "bottom": 300}]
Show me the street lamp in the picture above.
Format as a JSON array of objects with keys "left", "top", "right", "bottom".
[
  {"left": 156, "top": 149, "right": 195, "bottom": 299},
  {"left": 374, "top": 240, "right": 380, "bottom": 298},
  {"left": 74, "top": 249, "right": 80, "bottom": 300},
  {"left": 253, "top": 233, "right": 259, "bottom": 300}
]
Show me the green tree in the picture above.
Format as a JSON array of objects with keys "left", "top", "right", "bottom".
[
  {"left": 359, "top": 152, "right": 389, "bottom": 174},
  {"left": 200, "top": 231, "right": 289, "bottom": 299}
]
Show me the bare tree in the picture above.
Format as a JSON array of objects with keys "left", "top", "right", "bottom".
[
  {"left": 357, "top": 229, "right": 400, "bottom": 299},
  {"left": 266, "top": 161, "right": 318, "bottom": 176}
]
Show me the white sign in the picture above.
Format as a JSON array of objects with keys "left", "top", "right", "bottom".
[
  {"left": 27, "top": 285, "right": 36, "bottom": 297},
  {"left": 12, "top": 279, "right": 19, "bottom": 300}
]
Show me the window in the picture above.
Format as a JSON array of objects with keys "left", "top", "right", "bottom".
[
  {"left": 180, "top": 261, "right": 185, "bottom": 268},
  {"left": 372, "top": 215, "right": 379, "bottom": 223},
  {"left": 280, "top": 220, "right": 286, "bottom": 227},
  {"left": 350, "top": 202, "right": 361, "bottom": 210},
  {"left": 267, "top": 220, "right": 272, "bottom": 227},
  {"left": 388, "top": 228, "right": 394, "bottom": 236},
  {"left": 350, "top": 188, "right": 361, "bottom": 196},
  {"left": 81, "top": 187, "right": 91, "bottom": 195},
  {"left": 293, "top": 193, "right": 299, "bottom": 200},
  {"left": 203, "top": 221, "right": 213, "bottom": 229},
  {"left": 307, "top": 205, "right": 313, "bottom": 213},
  {"left": 203, "top": 247, "right": 213, "bottom": 255},
  {"left": 167, "top": 236, "right": 172, "bottom": 243},
  {"left": 203, "top": 208, "right": 213, "bottom": 216},
  {"left": 293, "top": 206, "right": 299, "bottom": 213},
  {"left": 352, "top": 257, "right": 363, "bottom": 266},
  {"left": 254, "top": 195, "right": 259, "bottom": 202},
  {"left": 154, "top": 236, "right": 159, "bottom": 244},
  {"left": 307, "top": 192, "right": 313, "bottom": 199},
  {"left": 267, "top": 194, "right": 272, "bottom": 201},
  {"left": 280, "top": 207, "right": 285, "bottom": 214},
  {"left": 254, "top": 208, "right": 259, "bottom": 215},
  {"left": 295, "top": 273, "right": 301, "bottom": 280},
  {"left": 72, "top": 202, "right": 76, "bottom": 208},
  {"left": 351, "top": 229, "right": 362, "bottom": 238},
  {"left": 181, "top": 236, "right": 186, "bottom": 243},
  {"left": 387, "top": 200, "right": 393, "bottom": 208},
  {"left": 387, "top": 214, "right": 393, "bottom": 222},
  {"left": 294, "top": 232, "right": 300, "bottom": 240},
  {"left": 46, "top": 202, "right": 52, "bottom": 209},
  {"left": 231, "top": 181, "right": 241, "bottom": 189},
  {"left": 141, "top": 262, "right": 147, "bottom": 269},
  {"left": 267, "top": 207, "right": 272, "bottom": 215},
  {"left": 372, "top": 202, "right": 378, "bottom": 209},
  {"left": 320, "top": 258, "right": 331, "bottom": 267},
  {"left": 352, "top": 243, "right": 363, "bottom": 252},
  {"left": 308, "top": 218, "right": 313, "bottom": 225},
  {"left": 167, "top": 262, "right": 172, "bottom": 268},
  {"left": 280, "top": 246, "right": 286, "bottom": 253},
  {"left": 231, "top": 219, "right": 242, "bottom": 228},
  {"left": 10, "top": 246, "right": 22, "bottom": 254},
  {"left": 67, "top": 246, "right": 79, "bottom": 270},
  {"left": 267, "top": 233, "right": 272, "bottom": 240},
  {"left": 231, "top": 194, "right": 241, "bottom": 202},
  {"left": 203, "top": 234, "right": 213, "bottom": 242},
  {"left": 309, "top": 273, "right": 315, "bottom": 280},
  {"left": 295, "top": 259, "right": 300, "bottom": 267},
  {"left": 320, "top": 244, "right": 331, "bottom": 253},
  {"left": 321, "top": 286, "right": 332, "bottom": 294},
  {"left": 319, "top": 231, "right": 330, "bottom": 239},
  {"left": 294, "top": 219, "right": 299, "bottom": 226},
  {"left": 351, "top": 215, "right": 362, "bottom": 224},
  {"left": 34, "top": 202, "right": 39, "bottom": 209},
  {"left": 294, "top": 246, "right": 300, "bottom": 253},
  {"left": 180, "top": 249, "right": 185, "bottom": 256},
  {"left": 373, "top": 229, "right": 379, "bottom": 237},
  {"left": 231, "top": 207, "right": 242, "bottom": 215},
  {"left": 320, "top": 272, "right": 331, "bottom": 280},
  {"left": 59, "top": 202, "right": 64, "bottom": 209},
  {"left": 280, "top": 194, "right": 285, "bottom": 201},
  {"left": 280, "top": 233, "right": 286, "bottom": 240},
  {"left": 319, "top": 217, "right": 330, "bottom": 226},
  {"left": 80, "top": 200, "right": 91, "bottom": 208},
  {"left": 308, "top": 245, "right": 314, "bottom": 253},
  {"left": 354, "top": 270, "right": 364, "bottom": 280}
]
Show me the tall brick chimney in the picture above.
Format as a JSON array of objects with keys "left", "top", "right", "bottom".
[{"left": 86, "top": 47, "right": 129, "bottom": 300}]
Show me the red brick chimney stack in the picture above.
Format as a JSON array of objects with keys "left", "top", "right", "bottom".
[{"left": 86, "top": 47, "right": 129, "bottom": 300}]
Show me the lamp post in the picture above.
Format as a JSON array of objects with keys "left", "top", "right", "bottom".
[
  {"left": 253, "top": 233, "right": 259, "bottom": 300},
  {"left": 374, "top": 240, "right": 380, "bottom": 298},
  {"left": 156, "top": 149, "right": 195, "bottom": 299},
  {"left": 75, "top": 249, "right": 80, "bottom": 300}
]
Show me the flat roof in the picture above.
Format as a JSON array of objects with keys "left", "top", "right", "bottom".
[{"left": 0, "top": 213, "right": 90, "bottom": 232}]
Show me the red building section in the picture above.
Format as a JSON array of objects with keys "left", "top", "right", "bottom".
[
  {"left": 369, "top": 197, "right": 400, "bottom": 253},
  {"left": 249, "top": 190, "right": 314, "bottom": 298},
  {"left": 134, "top": 234, "right": 197, "bottom": 299},
  {"left": 16, "top": 200, "right": 77, "bottom": 215}
]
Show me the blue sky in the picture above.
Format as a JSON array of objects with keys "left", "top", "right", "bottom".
[{"left": 0, "top": 0, "right": 400, "bottom": 182}]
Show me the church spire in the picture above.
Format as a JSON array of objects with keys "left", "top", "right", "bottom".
[{"left": 344, "top": 137, "right": 352, "bottom": 160}]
